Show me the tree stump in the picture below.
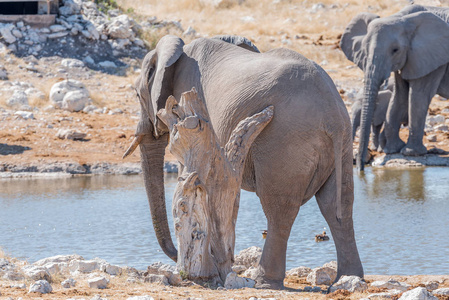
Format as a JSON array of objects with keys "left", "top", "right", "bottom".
[{"left": 157, "top": 88, "right": 273, "bottom": 285}]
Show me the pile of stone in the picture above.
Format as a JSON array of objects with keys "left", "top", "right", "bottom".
[{"left": 0, "top": 80, "right": 45, "bottom": 109}]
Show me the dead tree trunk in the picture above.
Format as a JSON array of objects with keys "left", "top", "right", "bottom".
[{"left": 157, "top": 88, "right": 273, "bottom": 285}]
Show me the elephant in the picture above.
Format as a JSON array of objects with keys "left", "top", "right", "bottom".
[
  {"left": 340, "top": 4, "right": 449, "bottom": 171},
  {"left": 126, "top": 34, "right": 363, "bottom": 288},
  {"left": 351, "top": 78, "right": 408, "bottom": 151}
]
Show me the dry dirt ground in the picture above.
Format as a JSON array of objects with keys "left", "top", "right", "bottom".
[{"left": 1, "top": 274, "right": 449, "bottom": 300}]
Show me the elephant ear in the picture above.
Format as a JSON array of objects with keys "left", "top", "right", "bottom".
[
  {"left": 401, "top": 11, "right": 449, "bottom": 80},
  {"left": 147, "top": 35, "right": 185, "bottom": 136},
  {"left": 212, "top": 35, "right": 260, "bottom": 53},
  {"left": 340, "top": 12, "right": 379, "bottom": 70}
]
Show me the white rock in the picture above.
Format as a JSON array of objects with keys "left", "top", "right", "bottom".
[
  {"left": 83, "top": 105, "right": 98, "bottom": 113},
  {"left": 48, "top": 31, "right": 69, "bottom": 39},
  {"left": 104, "top": 264, "right": 122, "bottom": 276},
  {"left": 107, "top": 15, "right": 135, "bottom": 39},
  {"left": 306, "top": 266, "right": 337, "bottom": 285},
  {"left": 99, "top": 61, "right": 117, "bottom": 69},
  {"left": 232, "top": 264, "right": 247, "bottom": 274},
  {"left": 34, "top": 254, "right": 83, "bottom": 266},
  {"left": 0, "top": 24, "right": 17, "bottom": 44},
  {"left": 329, "top": 276, "right": 367, "bottom": 293},
  {"left": 427, "top": 134, "right": 437, "bottom": 142},
  {"left": 86, "top": 24, "right": 100, "bottom": 40},
  {"left": 427, "top": 115, "right": 445, "bottom": 126},
  {"left": 84, "top": 56, "right": 95, "bottom": 66},
  {"left": 7, "top": 90, "right": 28, "bottom": 107},
  {"left": 224, "top": 271, "right": 255, "bottom": 289},
  {"left": 144, "top": 274, "right": 169, "bottom": 285},
  {"left": 88, "top": 276, "right": 109, "bottom": 289},
  {"left": 434, "top": 124, "right": 449, "bottom": 132},
  {"left": 241, "top": 267, "right": 258, "bottom": 280},
  {"left": 10, "top": 283, "right": 27, "bottom": 289},
  {"left": 146, "top": 262, "right": 181, "bottom": 286},
  {"left": 425, "top": 281, "right": 439, "bottom": 291},
  {"left": 12, "top": 29, "right": 23, "bottom": 39},
  {"left": 50, "top": 25, "right": 66, "bottom": 32},
  {"left": 22, "top": 265, "right": 50, "bottom": 280},
  {"left": 286, "top": 266, "right": 312, "bottom": 277},
  {"left": 234, "top": 246, "right": 262, "bottom": 269},
  {"left": 0, "top": 69, "right": 7, "bottom": 80},
  {"left": 62, "top": 278, "right": 76, "bottom": 288},
  {"left": 61, "top": 58, "right": 85, "bottom": 68},
  {"left": 49, "top": 79, "right": 89, "bottom": 111},
  {"left": 371, "top": 280, "right": 411, "bottom": 292},
  {"left": 183, "top": 26, "right": 197, "bottom": 36},
  {"left": 364, "top": 290, "right": 402, "bottom": 299},
  {"left": 62, "top": 90, "right": 90, "bottom": 112},
  {"left": 127, "top": 296, "right": 155, "bottom": 300},
  {"left": 14, "top": 111, "right": 34, "bottom": 120},
  {"left": 398, "top": 287, "right": 437, "bottom": 300},
  {"left": 59, "top": 0, "right": 81, "bottom": 15},
  {"left": 29, "top": 280, "right": 52, "bottom": 294},
  {"left": 69, "top": 259, "right": 99, "bottom": 273},
  {"left": 108, "top": 108, "right": 123, "bottom": 115},
  {"left": 433, "top": 288, "right": 449, "bottom": 295}
]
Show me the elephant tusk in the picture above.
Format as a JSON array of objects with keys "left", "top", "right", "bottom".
[{"left": 122, "top": 135, "right": 144, "bottom": 159}]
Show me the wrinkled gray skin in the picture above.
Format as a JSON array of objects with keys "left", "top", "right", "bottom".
[
  {"left": 341, "top": 5, "right": 449, "bottom": 171},
  {"left": 135, "top": 34, "right": 363, "bottom": 289},
  {"left": 351, "top": 78, "right": 408, "bottom": 150}
]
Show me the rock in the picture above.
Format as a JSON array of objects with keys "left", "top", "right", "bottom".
[
  {"left": 83, "top": 105, "right": 98, "bottom": 113},
  {"left": 306, "top": 266, "right": 337, "bottom": 286},
  {"left": 107, "top": 15, "right": 135, "bottom": 39},
  {"left": 12, "top": 29, "right": 22, "bottom": 39},
  {"left": 241, "top": 266, "right": 258, "bottom": 280},
  {"left": 62, "top": 278, "right": 76, "bottom": 288},
  {"left": 49, "top": 79, "right": 90, "bottom": 111},
  {"left": 234, "top": 246, "right": 262, "bottom": 269},
  {"left": 127, "top": 296, "right": 155, "bottom": 300},
  {"left": 108, "top": 108, "right": 123, "bottom": 115},
  {"left": 34, "top": 254, "right": 84, "bottom": 266},
  {"left": 29, "top": 280, "right": 52, "bottom": 294},
  {"left": 48, "top": 31, "right": 69, "bottom": 39},
  {"left": 363, "top": 290, "right": 402, "bottom": 299},
  {"left": 0, "top": 68, "right": 7, "bottom": 80},
  {"left": 145, "top": 262, "right": 181, "bottom": 286},
  {"left": 371, "top": 280, "right": 411, "bottom": 292},
  {"left": 61, "top": 58, "right": 85, "bottom": 68},
  {"left": 14, "top": 111, "right": 34, "bottom": 119},
  {"left": 104, "top": 264, "right": 122, "bottom": 276},
  {"left": 425, "top": 281, "right": 439, "bottom": 291},
  {"left": 0, "top": 24, "right": 17, "bottom": 44},
  {"left": 286, "top": 266, "right": 312, "bottom": 277},
  {"left": 7, "top": 90, "right": 28, "bottom": 107},
  {"left": 22, "top": 265, "right": 51, "bottom": 281},
  {"left": 99, "top": 61, "right": 117, "bottom": 69},
  {"left": 427, "top": 134, "right": 437, "bottom": 142},
  {"left": 183, "top": 26, "right": 197, "bottom": 37},
  {"left": 232, "top": 264, "right": 247, "bottom": 274},
  {"left": 200, "top": 0, "right": 245, "bottom": 8},
  {"left": 62, "top": 90, "right": 90, "bottom": 112},
  {"left": 434, "top": 124, "right": 449, "bottom": 132},
  {"left": 224, "top": 271, "right": 256, "bottom": 289},
  {"left": 329, "top": 276, "right": 367, "bottom": 293},
  {"left": 59, "top": 0, "right": 81, "bottom": 15},
  {"left": 144, "top": 274, "right": 169, "bottom": 285},
  {"left": 50, "top": 25, "right": 66, "bottom": 33},
  {"left": 88, "top": 276, "right": 109, "bottom": 289},
  {"left": 56, "top": 129, "right": 87, "bottom": 140},
  {"left": 69, "top": 259, "right": 99, "bottom": 273},
  {"left": 427, "top": 115, "right": 445, "bottom": 126},
  {"left": 10, "top": 283, "right": 27, "bottom": 289},
  {"left": 398, "top": 287, "right": 437, "bottom": 300},
  {"left": 433, "top": 288, "right": 449, "bottom": 295}
]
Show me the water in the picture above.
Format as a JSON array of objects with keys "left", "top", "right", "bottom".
[{"left": 0, "top": 168, "right": 448, "bottom": 275}]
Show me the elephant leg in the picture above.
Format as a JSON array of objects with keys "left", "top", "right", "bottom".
[
  {"left": 401, "top": 67, "right": 445, "bottom": 156},
  {"left": 378, "top": 124, "right": 386, "bottom": 152},
  {"left": 315, "top": 156, "right": 363, "bottom": 281},
  {"left": 254, "top": 195, "right": 300, "bottom": 290},
  {"left": 371, "top": 124, "right": 382, "bottom": 151},
  {"left": 382, "top": 72, "right": 408, "bottom": 154}
]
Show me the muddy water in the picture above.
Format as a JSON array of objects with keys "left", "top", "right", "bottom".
[{"left": 0, "top": 168, "right": 448, "bottom": 274}]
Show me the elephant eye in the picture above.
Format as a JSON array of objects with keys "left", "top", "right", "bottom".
[{"left": 392, "top": 48, "right": 399, "bottom": 54}]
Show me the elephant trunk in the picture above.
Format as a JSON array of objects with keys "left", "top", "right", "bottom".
[
  {"left": 140, "top": 133, "right": 177, "bottom": 262},
  {"left": 357, "top": 63, "right": 383, "bottom": 171}
]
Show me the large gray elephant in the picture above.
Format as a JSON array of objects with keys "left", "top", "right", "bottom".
[
  {"left": 129, "top": 35, "right": 363, "bottom": 288},
  {"left": 340, "top": 5, "right": 449, "bottom": 171}
]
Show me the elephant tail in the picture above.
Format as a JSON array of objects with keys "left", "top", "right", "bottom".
[{"left": 333, "top": 132, "right": 343, "bottom": 224}]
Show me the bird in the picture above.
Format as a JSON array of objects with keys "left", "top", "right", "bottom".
[
  {"left": 315, "top": 231, "right": 329, "bottom": 242},
  {"left": 262, "top": 230, "right": 267, "bottom": 239}
]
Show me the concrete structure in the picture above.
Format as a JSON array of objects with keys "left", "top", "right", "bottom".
[{"left": 0, "top": 0, "right": 59, "bottom": 26}]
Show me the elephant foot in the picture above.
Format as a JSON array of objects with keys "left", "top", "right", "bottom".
[
  {"left": 255, "top": 277, "right": 285, "bottom": 290},
  {"left": 400, "top": 144, "right": 427, "bottom": 156},
  {"left": 382, "top": 139, "right": 406, "bottom": 154}
]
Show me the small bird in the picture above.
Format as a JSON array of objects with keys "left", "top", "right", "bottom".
[
  {"left": 315, "top": 231, "right": 329, "bottom": 242},
  {"left": 262, "top": 230, "right": 267, "bottom": 239}
]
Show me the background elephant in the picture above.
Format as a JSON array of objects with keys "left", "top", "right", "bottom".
[
  {"left": 340, "top": 5, "right": 449, "bottom": 171},
  {"left": 351, "top": 78, "right": 408, "bottom": 151},
  {"left": 131, "top": 35, "right": 363, "bottom": 288}
]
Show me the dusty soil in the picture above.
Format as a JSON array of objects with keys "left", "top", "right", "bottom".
[{"left": 1, "top": 274, "right": 449, "bottom": 300}]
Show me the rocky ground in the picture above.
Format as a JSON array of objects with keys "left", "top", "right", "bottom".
[{"left": 1, "top": 247, "right": 449, "bottom": 300}]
